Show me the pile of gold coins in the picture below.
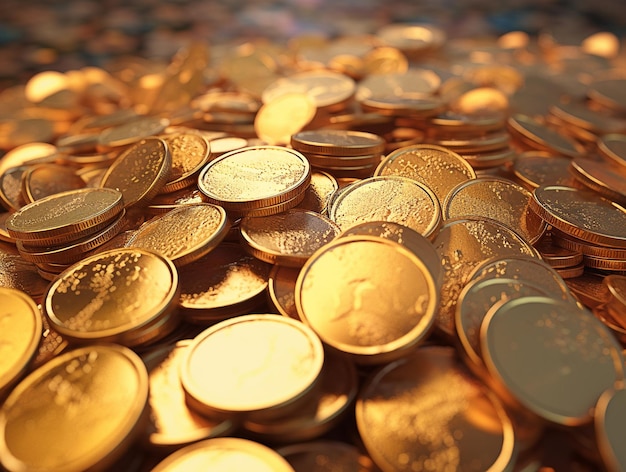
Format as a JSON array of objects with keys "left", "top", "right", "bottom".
[{"left": 2, "top": 22, "right": 626, "bottom": 471}]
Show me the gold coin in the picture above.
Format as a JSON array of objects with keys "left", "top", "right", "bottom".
[
  {"left": 143, "top": 340, "right": 237, "bottom": 449},
  {"left": 588, "top": 78, "right": 626, "bottom": 113},
  {"left": 552, "top": 228, "right": 626, "bottom": 259},
  {"left": 21, "top": 163, "right": 86, "bottom": 204},
  {"left": 125, "top": 203, "right": 229, "bottom": 267},
  {"left": 262, "top": 70, "right": 355, "bottom": 111},
  {"left": 604, "top": 274, "right": 626, "bottom": 316},
  {"left": 443, "top": 176, "right": 547, "bottom": 244},
  {"left": 597, "top": 133, "right": 626, "bottom": 168},
  {"left": 151, "top": 437, "right": 295, "bottom": 472},
  {"left": 461, "top": 147, "right": 516, "bottom": 170},
  {"left": 530, "top": 185, "right": 626, "bottom": 248},
  {"left": 570, "top": 156, "right": 626, "bottom": 205},
  {"left": 291, "top": 129, "right": 385, "bottom": 157},
  {"left": 0, "top": 242, "right": 49, "bottom": 302},
  {"left": 507, "top": 114, "right": 585, "bottom": 158},
  {"left": 98, "top": 115, "right": 170, "bottom": 148},
  {"left": 0, "top": 142, "right": 57, "bottom": 178},
  {"left": 329, "top": 175, "right": 441, "bottom": 239},
  {"left": 362, "top": 46, "right": 409, "bottom": 75},
  {"left": 240, "top": 208, "right": 340, "bottom": 268},
  {"left": 243, "top": 348, "right": 358, "bottom": 443},
  {"left": 356, "top": 346, "right": 515, "bottom": 472},
  {"left": 594, "top": 387, "right": 626, "bottom": 472},
  {"left": 6, "top": 187, "right": 124, "bottom": 246},
  {"left": 428, "top": 111, "right": 505, "bottom": 133},
  {"left": 481, "top": 295, "right": 624, "bottom": 425},
  {"left": 0, "top": 344, "right": 148, "bottom": 472},
  {"left": 429, "top": 130, "right": 510, "bottom": 154},
  {"left": 0, "top": 166, "right": 27, "bottom": 211},
  {"left": 296, "top": 170, "right": 338, "bottom": 215},
  {"left": 535, "top": 236, "right": 584, "bottom": 268},
  {"left": 44, "top": 248, "right": 179, "bottom": 346},
  {"left": 356, "top": 69, "right": 440, "bottom": 100},
  {"left": 0, "top": 287, "right": 42, "bottom": 396},
  {"left": 159, "top": 133, "right": 211, "bottom": 194},
  {"left": 303, "top": 152, "right": 382, "bottom": 169},
  {"left": 278, "top": 440, "right": 378, "bottom": 472},
  {"left": 267, "top": 264, "right": 300, "bottom": 320},
  {"left": 433, "top": 217, "right": 540, "bottom": 337},
  {"left": 100, "top": 137, "right": 172, "bottom": 209},
  {"left": 254, "top": 92, "right": 316, "bottom": 146},
  {"left": 376, "top": 23, "right": 446, "bottom": 56},
  {"left": 549, "top": 100, "right": 626, "bottom": 135},
  {"left": 375, "top": 143, "right": 476, "bottom": 205},
  {"left": 178, "top": 242, "right": 271, "bottom": 322},
  {"left": 296, "top": 235, "right": 438, "bottom": 364},
  {"left": 565, "top": 273, "right": 611, "bottom": 309},
  {"left": 360, "top": 94, "right": 445, "bottom": 118},
  {"left": 512, "top": 151, "right": 577, "bottom": 190},
  {"left": 197, "top": 146, "right": 310, "bottom": 212},
  {"left": 181, "top": 314, "right": 324, "bottom": 420},
  {"left": 456, "top": 277, "right": 548, "bottom": 378}
]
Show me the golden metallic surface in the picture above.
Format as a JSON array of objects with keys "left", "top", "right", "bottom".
[
  {"left": 296, "top": 170, "right": 338, "bottom": 215},
  {"left": 197, "top": 146, "right": 311, "bottom": 212},
  {"left": 549, "top": 100, "right": 626, "bottom": 135},
  {"left": 462, "top": 148, "right": 516, "bottom": 170},
  {"left": 429, "top": 111, "right": 505, "bottom": 133},
  {"left": 0, "top": 288, "right": 42, "bottom": 395},
  {"left": 530, "top": 185, "right": 626, "bottom": 249},
  {"left": 570, "top": 156, "right": 626, "bottom": 205},
  {"left": 278, "top": 440, "right": 378, "bottom": 472},
  {"left": 443, "top": 177, "right": 546, "bottom": 245},
  {"left": 554, "top": 262, "right": 585, "bottom": 279},
  {"left": 97, "top": 115, "right": 170, "bottom": 148},
  {"left": 243, "top": 348, "right": 358, "bottom": 443},
  {"left": 125, "top": 203, "right": 229, "bottom": 267},
  {"left": 360, "top": 94, "right": 445, "bottom": 117},
  {"left": 363, "top": 46, "right": 409, "bottom": 75},
  {"left": 181, "top": 314, "right": 324, "bottom": 419},
  {"left": 100, "top": 137, "right": 172, "bottom": 209},
  {"left": 207, "top": 136, "right": 248, "bottom": 156},
  {"left": 357, "top": 69, "right": 441, "bottom": 100},
  {"left": 597, "top": 133, "right": 626, "bottom": 168},
  {"left": 535, "top": 236, "right": 584, "bottom": 268},
  {"left": 329, "top": 175, "right": 441, "bottom": 239},
  {"left": 375, "top": 143, "right": 476, "bottom": 205},
  {"left": 0, "top": 167, "right": 26, "bottom": 211},
  {"left": 159, "top": 133, "right": 211, "bottom": 194},
  {"left": 481, "top": 296, "right": 624, "bottom": 426},
  {"left": 565, "top": 273, "right": 611, "bottom": 309},
  {"left": 296, "top": 236, "right": 438, "bottom": 364},
  {"left": 0, "top": 344, "right": 148, "bottom": 472},
  {"left": 595, "top": 387, "right": 626, "bottom": 472},
  {"left": 376, "top": 23, "right": 446, "bottom": 56},
  {"left": 0, "top": 143, "right": 57, "bottom": 179},
  {"left": 254, "top": 92, "right": 316, "bottom": 146},
  {"left": 304, "top": 152, "right": 381, "bottom": 169},
  {"left": 433, "top": 217, "right": 540, "bottom": 337},
  {"left": 604, "top": 275, "right": 626, "bottom": 312},
  {"left": 143, "top": 340, "right": 237, "bottom": 449},
  {"left": 552, "top": 229, "right": 626, "bottom": 259},
  {"left": 178, "top": 242, "right": 271, "bottom": 322},
  {"left": 262, "top": 70, "right": 355, "bottom": 111},
  {"left": 6, "top": 187, "right": 124, "bottom": 245},
  {"left": 291, "top": 129, "right": 385, "bottom": 157},
  {"left": 507, "top": 114, "right": 585, "bottom": 158},
  {"left": 455, "top": 277, "right": 547, "bottom": 378},
  {"left": 151, "top": 437, "right": 295, "bottom": 472},
  {"left": 587, "top": 78, "right": 626, "bottom": 113},
  {"left": 44, "top": 248, "right": 179, "bottom": 346},
  {"left": 240, "top": 208, "right": 340, "bottom": 268},
  {"left": 268, "top": 264, "right": 300, "bottom": 320},
  {"left": 0, "top": 242, "right": 49, "bottom": 301},
  {"left": 429, "top": 130, "right": 510, "bottom": 154},
  {"left": 356, "top": 346, "right": 515, "bottom": 472},
  {"left": 512, "top": 151, "right": 577, "bottom": 190},
  {"left": 21, "top": 163, "right": 86, "bottom": 204}
]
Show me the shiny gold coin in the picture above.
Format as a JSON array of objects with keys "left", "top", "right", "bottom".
[
  {"left": 552, "top": 229, "right": 626, "bottom": 259},
  {"left": 433, "top": 217, "right": 540, "bottom": 338},
  {"left": 0, "top": 166, "right": 27, "bottom": 211},
  {"left": 181, "top": 314, "right": 324, "bottom": 420},
  {"left": 296, "top": 170, "right": 338, "bottom": 215},
  {"left": 507, "top": 114, "right": 585, "bottom": 158},
  {"left": 360, "top": 94, "right": 445, "bottom": 118},
  {"left": 6, "top": 187, "right": 124, "bottom": 246},
  {"left": 549, "top": 100, "right": 626, "bottom": 135},
  {"left": 584, "top": 255, "right": 626, "bottom": 272},
  {"left": 512, "top": 151, "right": 578, "bottom": 190},
  {"left": 0, "top": 142, "right": 57, "bottom": 178},
  {"left": 125, "top": 203, "right": 229, "bottom": 267},
  {"left": 240, "top": 208, "right": 340, "bottom": 268},
  {"left": 278, "top": 440, "right": 377, "bottom": 472},
  {"left": 594, "top": 387, "right": 626, "bottom": 472},
  {"left": 303, "top": 152, "right": 382, "bottom": 169},
  {"left": 207, "top": 136, "right": 248, "bottom": 156},
  {"left": 100, "top": 137, "right": 172, "bottom": 209},
  {"left": 262, "top": 70, "right": 355, "bottom": 111},
  {"left": 375, "top": 143, "right": 476, "bottom": 204},
  {"left": 363, "top": 46, "right": 409, "bottom": 75},
  {"left": 0, "top": 288, "right": 42, "bottom": 396},
  {"left": 151, "top": 437, "right": 295, "bottom": 472},
  {"left": 21, "top": 163, "right": 86, "bottom": 204},
  {"left": 428, "top": 111, "right": 505, "bottom": 133},
  {"left": 0, "top": 344, "right": 149, "bottom": 472},
  {"left": 376, "top": 23, "right": 446, "bottom": 56},
  {"left": 530, "top": 185, "right": 626, "bottom": 248},
  {"left": 597, "top": 133, "right": 626, "bottom": 168},
  {"left": 268, "top": 264, "right": 300, "bottom": 320},
  {"left": 450, "top": 87, "right": 509, "bottom": 115},
  {"left": 461, "top": 147, "right": 516, "bottom": 170},
  {"left": 566, "top": 273, "right": 611, "bottom": 309},
  {"left": 0, "top": 242, "right": 49, "bottom": 302},
  {"left": 159, "top": 133, "right": 211, "bottom": 194},
  {"left": 535, "top": 236, "right": 584, "bottom": 268},
  {"left": 481, "top": 296, "right": 624, "bottom": 425},
  {"left": 243, "top": 348, "right": 358, "bottom": 443},
  {"left": 143, "top": 340, "right": 237, "bottom": 449},
  {"left": 570, "top": 156, "right": 626, "bottom": 205},
  {"left": 197, "top": 146, "right": 311, "bottom": 213},
  {"left": 443, "top": 177, "right": 546, "bottom": 244},
  {"left": 178, "top": 242, "right": 271, "bottom": 322},
  {"left": 254, "top": 92, "right": 316, "bottom": 146},
  {"left": 357, "top": 345, "right": 515, "bottom": 472},
  {"left": 357, "top": 69, "right": 441, "bottom": 100},
  {"left": 329, "top": 175, "right": 441, "bottom": 239},
  {"left": 98, "top": 115, "right": 170, "bottom": 148},
  {"left": 429, "top": 130, "right": 510, "bottom": 154},
  {"left": 44, "top": 248, "right": 179, "bottom": 347},
  {"left": 588, "top": 78, "right": 626, "bottom": 113},
  {"left": 456, "top": 277, "right": 548, "bottom": 379},
  {"left": 291, "top": 129, "right": 385, "bottom": 157},
  {"left": 296, "top": 235, "right": 438, "bottom": 364}
]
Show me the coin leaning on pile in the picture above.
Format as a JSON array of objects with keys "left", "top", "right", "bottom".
[{"left": 1, "top": 23, "right": 626, "bottom": 472}]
